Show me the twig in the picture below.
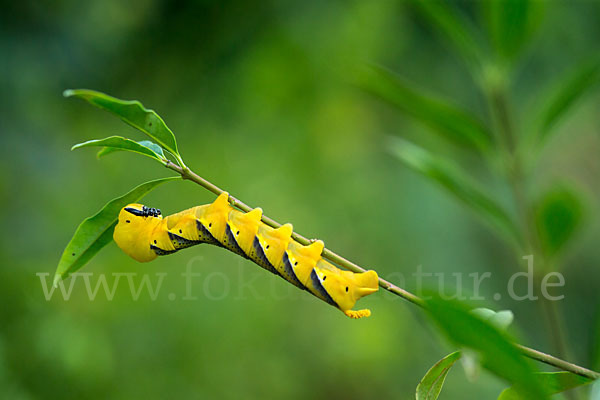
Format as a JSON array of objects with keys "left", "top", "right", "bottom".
[
  {"left": 516, "top": 345, "right": 599, "bottom": 380},
  {"left": 165, "top": 160, "right": 600, "bottom": 380}
]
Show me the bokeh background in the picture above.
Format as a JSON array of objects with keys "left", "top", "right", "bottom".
[{"left": 2, "top": 0, "right": 599, "bottom": 398}]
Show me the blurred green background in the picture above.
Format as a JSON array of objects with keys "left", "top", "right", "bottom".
[{"left": 1, "top": 0, "right": 600, "bottom": 398}]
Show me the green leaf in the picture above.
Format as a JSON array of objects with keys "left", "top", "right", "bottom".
[
  {"left": 72, "top": 136, "right": 167, "bottom": 164},
  {"left": 592, "top": 380, "right": 600, "bottom": 399},
  {"left": 97, "top": 140, "right": 165, "bottom": 160},
  {"left": 594, "top": 313, "right": 600, "bottom": 372},
  {"left": 497, "top": 372, "right": 593, "bottom": 399},
  {"left": 63, "top": 89, "right": 181, "bottom": 160},
  {"left": 416, "top": 351, "right": 462, "bottom": 400},
  {"left": 534, "top": 57, "right": 600, "bottom": 145},
  {"left": 484, "top": 0, "right": 545, "bottom": 60},
  {"left": 388, "top": 137, "right": 521, "bottom": 247},
  {"left": 426, "top": 296, "right": 547, "bottom": 399},
  {"left": 54, "top": 177, "right": 179, "bottom": 286},
  {"left": 471, "top": 308, "right": 514, "bottom": 331},
  {"left": 413, "top": 0, "right": 484, "bottom": 72},
  {"left": 359, "top": 66, "right": 493, "bottom": 153},
  {"left": 534, "top": 185, "right": 583, "bottom": 257}
]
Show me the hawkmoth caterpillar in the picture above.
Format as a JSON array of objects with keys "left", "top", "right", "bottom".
[{"left": 113, "top": 193, "right": 379, "bottom": 318}]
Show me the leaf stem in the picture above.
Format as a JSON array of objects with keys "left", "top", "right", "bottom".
[
  {"left": 516, "top": 345, "right": 599, "bottom": 380},
  {"left": 163, "top": 160, "right": 599, "bottom": 380}
]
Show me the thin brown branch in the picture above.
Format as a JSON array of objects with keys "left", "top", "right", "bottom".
[{"left": 165, "top": 160, "right": 600, "bottom": 380}]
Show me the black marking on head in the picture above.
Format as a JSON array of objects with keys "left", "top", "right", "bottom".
[
  {"left": 281, "top": 252, "right": 304, "bottom": 289},
  {"left": 224, "top": 224, "right": 247, "bottom": 258},
  {"left": 150, "top": 245, "right": 178, "bottom": 256},
  {"left": 251, "top": 237, "right": 281, "bottom": 277},
  {"left": 310, "top": 269, "right": 338, "bottom": 307},
  {"left": 125, "top": 206, "right": 162, "bottom": 218},
  {"left": 125, "top": 207, "right": 145, "bottom": 216},
  {"left": 168, "top": 232, "right": 202, "bottom": 250}
]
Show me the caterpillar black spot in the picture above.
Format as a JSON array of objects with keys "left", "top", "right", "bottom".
[{"left": 113, "top": 193, "right": 379, "bottom": 318}]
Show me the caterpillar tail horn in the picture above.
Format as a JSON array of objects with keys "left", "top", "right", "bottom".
[
  {"left": 354, "top": 270, "right": 379, "bottom": 298},
  {"left": 343, "top": 270, "right": 378, "bottom": 319}
]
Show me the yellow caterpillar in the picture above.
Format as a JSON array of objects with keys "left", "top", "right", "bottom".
[{"left": 113, "top": 193, "right": 379, "bottom": 318}]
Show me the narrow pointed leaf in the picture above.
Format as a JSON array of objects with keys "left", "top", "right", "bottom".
[
  {"left": 484, "top": 0, "right": 545, "bottom": 60},
  {"left": 416, "top": 351, "right": 462, "bottom": 400},
  {"left": 497, "top": 372, "right": 593, "bottom": 399},
  {"left": 359, "top": 66, "right": 492, "bottom": 153},
  {"left": 63, "top": 89, "right": 180, "bottom": 157},
  {"left": 388, "top": 137, "right": 520, "bottom": 246},
  {"left": 413, "top": 0, "right": 484, "bottom": 71},
  {"left": 72, "top": 136, "right": 167, "bottom": 164},
  {"left": 54, "top": 177, "right": 179, "bottom": 286},
  {"left": 534, "top": 185, "right": 583, "bottom": 257},
  {"left": 426, "top": 296, "right": 547, "bottom": 399},
  {"left": 534, "top": 57, "right": 600, "bottom": 144}
]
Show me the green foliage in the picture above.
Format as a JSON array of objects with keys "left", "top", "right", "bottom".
[
  {"left": 72, "top": 136, "right": 167, "bottom": 165},
  {"left": 412, "top": 0, "right": 484, "bottom": 71},
  {"left": 534, "top": 185, "right": 583, "bottom": 257},
  {"left": 497, "top": 372, "right": 592, "bottom": 399},
  {"left": 532, "top": 57, "right": 600, "bottom": 145},
  {"left": 363, "top": 2, "right": 600, "bottom": 393},
  {"left": 358, "top": 66, "right": 492, "bottom": 153},
  {"left": 416, "top": 351, "right": 462, "bottom": 400},
  {"left": 53, "top": 177, "right": 179, "bottom": 286},
  {"left": 426, "top": 296, "right": 547, "bottom": 399},
  {"left": 388, "top": 137, "right": 521, "bottom": 247},
  {"left": 483, "top": 0, "right": 544, "bottom": 61},
  {"left": 63, "top": 89, "right": 182, "bottom": 163},
  {"left": 4, "top": 2, "right": 600, "bottom": 399}
]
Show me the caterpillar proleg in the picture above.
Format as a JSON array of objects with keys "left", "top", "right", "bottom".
[{"left": 113, "top": 193, "right": 379, "bottom": 318}]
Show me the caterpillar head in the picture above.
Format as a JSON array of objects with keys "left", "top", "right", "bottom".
[
  {"left": 315, "top": 269, "right": 379, "bottom": 313},
  {"left": 114, "top": 204, "right": 163, "bottom": 262}
]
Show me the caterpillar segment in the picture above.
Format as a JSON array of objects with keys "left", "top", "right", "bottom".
[
  {"left": 114, "top": 193, "right": 379, "bottom": 318},
  {"left": 251, "top": 223, "right": 294, "bottom": 279}
]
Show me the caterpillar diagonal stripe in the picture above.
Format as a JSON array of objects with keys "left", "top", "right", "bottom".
[{"left": 113, "top": 193, "right": 379, "bottom": 319}]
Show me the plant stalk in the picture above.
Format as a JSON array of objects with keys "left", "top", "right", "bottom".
[
  {"left": 488, "top": 85, "right": 573, "bottom": 359},
  {"left": 164, "top": 160, "right": 599, "bottom": 380},
  {"left": 486, "top": 83, "right": 583, "bottom": 400}
]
